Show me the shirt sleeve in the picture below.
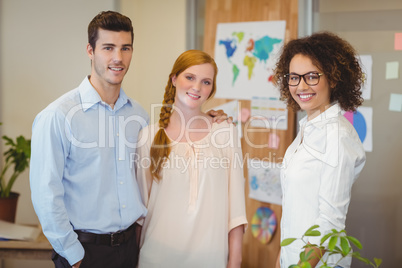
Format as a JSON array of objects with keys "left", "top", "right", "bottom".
[
  {"left": 308, "top": 128, "right": 366, "bottom": 246},
  {"left": 29, "top": 110, "right": 84, "bottom": 265},
  {"left": 135, "top": 126, "right": 154, "bottom": 226},
  {"left": 226, "top": 124, "right": 248, "bottom": 232}
]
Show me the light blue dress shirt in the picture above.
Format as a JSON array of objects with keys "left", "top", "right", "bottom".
[{"left": 30, "top": 76, "right": 149, "bottom": 265}]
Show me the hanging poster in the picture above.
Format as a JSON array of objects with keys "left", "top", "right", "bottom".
[
  {"left": 251, "top": 207, "right": 277, "bottom": 244},
  {"left": 250, "top": 96, "right": 288, "bottom": 130},
  {"left": 214, "top": 21, "right": 286, "bottom": 100},
  {"left": 248, "top": 158, "right": 282, "bottom": 205},
  {"left": 343, "top": 106, "right": 373, "bottom": 152},
  {"left": 210, "top": 100, "right": 242, "bottom": 137},
  {"left": 359, "top": 55, "right": 373, "bottom": 100}
]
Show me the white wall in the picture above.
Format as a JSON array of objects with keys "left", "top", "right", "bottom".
[
  {"left": 1, "top": 0, "right": 116, "bottom": 226},
  {"left": 0, "top": 0, "right": 186, "bottom": 267},
  {"left": 0, "top": 2, "right": 115, "bottom": 267},
  {"left": 121, "top": 0, "right": 187, "bottom": 120}
]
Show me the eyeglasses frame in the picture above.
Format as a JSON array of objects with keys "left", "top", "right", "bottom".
[{"left": 284, "top": 72, "right": 324, "bottom": 86}]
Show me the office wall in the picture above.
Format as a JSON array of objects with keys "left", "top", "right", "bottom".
[
  {"left": 313, "top": 1, "right": 402, "bottom": 266},
  {"left": 0, "top": 0, "right": 116, "bottom": 226},
  {"left": 120, "top": 0, "right": 187, "bottom": 119},
  {"left": 0, "top": 2, "right": 115, "bottom": 268},
  {"left": 0, "top": 0, "right": 186, "bottom": 267}
]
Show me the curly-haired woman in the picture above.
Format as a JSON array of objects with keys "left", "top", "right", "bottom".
[{"left": 274, "top": 32, "right": 366, "bottom": 267}]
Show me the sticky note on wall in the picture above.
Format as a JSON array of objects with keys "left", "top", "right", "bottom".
[
  {"left": 389, "top": 93, "right": 402, "bottom": 112},
  {"left": 386, "top": 61, "right": 399, "bottom": 80},
  {"left": 395, "top": 33, "right": 402, "bottom": 51}
]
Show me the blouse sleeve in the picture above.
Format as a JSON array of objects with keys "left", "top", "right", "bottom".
[
  {"left": 308, "top": 127, "right": 366, "bottom": 246},
  {"left": 135, "top": 126, "right": 154, "bottom": 225},
  {"left": 226, "top": 123, "right": 248, "bottom": 232}
]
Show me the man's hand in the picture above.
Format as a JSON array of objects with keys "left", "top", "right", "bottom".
[
  {"left": 72, "top": 260, "right": 82, "bottom": 268},
  {"left": 206, "top": 109, "right": 233, "bottom": 124},
  {"left": 135, "top": 224, "right": 142, "bottom": 248}
]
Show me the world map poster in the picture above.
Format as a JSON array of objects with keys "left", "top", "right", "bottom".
[{"left": 214, "top": 20, "right": 286, "bottom": 100}]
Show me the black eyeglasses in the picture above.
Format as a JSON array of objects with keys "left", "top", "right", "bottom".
[{"left": 284, "top": 72, "right": 324, "bottom": 86}]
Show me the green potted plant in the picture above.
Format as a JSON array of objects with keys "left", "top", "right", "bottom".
[
  {"left": 281, "top": 225, "right": 382, "bottom": 268},
  {"left": 0, "top": 122, "right": 31, "bottom": 222}
]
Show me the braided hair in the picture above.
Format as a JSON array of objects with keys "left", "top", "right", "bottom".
[{"left": 150, "top": 50, "right": 218, "bottom": 180}]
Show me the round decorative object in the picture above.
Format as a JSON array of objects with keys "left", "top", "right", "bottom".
[
  {"left": 251, "top": 207, "right": 277, "bottom": 244},
  {"left": 344, "top": 110, "right": 367, "bottom": 143}
]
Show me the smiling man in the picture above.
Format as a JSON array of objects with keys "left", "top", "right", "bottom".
[{"left": 30, "top": 11, "right": 148, "bottom": 268}]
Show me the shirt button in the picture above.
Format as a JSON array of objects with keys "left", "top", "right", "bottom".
[
  {"left": 120, "top": 181, "right": 124, "bottom": 185},
  {"left": 117, "top": 133, "right": 119, "bottom": 136},
  {"left": 122, "top": 205, "right": 126, "bottom": 209}
]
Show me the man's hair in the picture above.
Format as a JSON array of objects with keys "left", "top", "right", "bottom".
[{"left": 88, "top": 11, "right": 134, "bottom": 50}]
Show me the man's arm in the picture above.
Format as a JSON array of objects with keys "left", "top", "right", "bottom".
[
  {"left": 206, "top": 109, "right": 233, "bottom": 124},
  {"left": 30, "top": 111, "right": 84, "bottom": 266}
]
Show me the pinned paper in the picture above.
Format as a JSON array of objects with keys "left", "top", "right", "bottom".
[
  {"left": 268, "top": 133, "right": 280, "bottom": 149},
  {"left": 210, "top": 100, "right": 242, "bottom": 137},
  {"left": 359, "top": 55, "right": 372, "bottom": 100},
  {"left": 248, "top": 158, "right": 282, "bottom": 205},
  {"left": 343, "top": 107, "right": 373, "bottom": 152},
  {"left": 241, "top": 107, "right": 250, "bottom": 123},
  {"left": 389, "top": 93, "right": 402, "bottom": 112},
  {"left": 395, "top": 33, "right": 402, "bottom": 51},
  {"left": 386, "top": 61, "right": 399, "bottom": 80},
  {"left": 250, "top": 96, "right": 288, "bottom": 130}
]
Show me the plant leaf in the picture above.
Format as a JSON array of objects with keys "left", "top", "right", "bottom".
[
  {"left": 302, "top": 244, "right": 317, "bottom": 249},
  {"left": 304, "top": 225, "right": 320, "bottom": 236},
  {"left": 281, "top": 238, "right": 297, "bottom": 246},
  {"left": 352, "top": 253, "right": 371, "bottom": 265},
  {"left": 305, "top": 230, "right": 321, "bottom": 237},
  {"left": 346, "top": 235, "right": 362, "bottom": 249},
  {"left": 374, "top": 258, "right": 382, "bottom": 267},
  {"left": 300, "top": 262, "right": 312, "bottom": 268},
  {"left": 320, "top": 232, "right": 333, "bottom": 245},
  {"left": 328, "top": 236, "right": 338, "bottom": 251},
  {"left": 340, "top": 237, "right": 351, "bottom": 256}
]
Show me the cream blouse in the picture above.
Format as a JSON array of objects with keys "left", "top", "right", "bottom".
[{"left": 136, "top": 121, "right": 247, "bottom": 268}]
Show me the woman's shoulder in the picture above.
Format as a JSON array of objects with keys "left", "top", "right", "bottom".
[
  {"left": 209, "top": 121, "right": 241, "bottom": 147},
  {"left": 210, "top": 120, "right": 238, "bottom": 137},
  {"left": 211, "top": 120, "right": 235, "bottom": 130}
]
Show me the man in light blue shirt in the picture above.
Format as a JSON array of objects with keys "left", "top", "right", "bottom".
[{"left": 30, "top": 11, "right": 146, "bottom": 268}]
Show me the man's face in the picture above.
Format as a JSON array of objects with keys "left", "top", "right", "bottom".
[{"left": 87, "top": 28, "right": 133, "bottom": 90}]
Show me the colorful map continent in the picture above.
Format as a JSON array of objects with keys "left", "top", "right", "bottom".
[
  {"left": 243, "top": 55, "right": 257, "bottom": 80},
  {"left": 252, "top": 36, "right": 283, "bottom": 62},
  {"left": 219, "top": 39, "right": 237, "bottom": 59}
]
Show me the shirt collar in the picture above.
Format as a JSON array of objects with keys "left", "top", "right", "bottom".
[
  {"left": 78, "top": 76, "right": 132, "bottom": 112},
  {"left": 299, "top": 102, "right": 341, "bottom": 129},
  {"left": 298, "top": 103, "right": 341, "bottom": 167}
]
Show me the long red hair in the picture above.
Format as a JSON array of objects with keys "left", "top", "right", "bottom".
[{"left": 150, "top": 50, "right": 218, "bottom": 180}]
